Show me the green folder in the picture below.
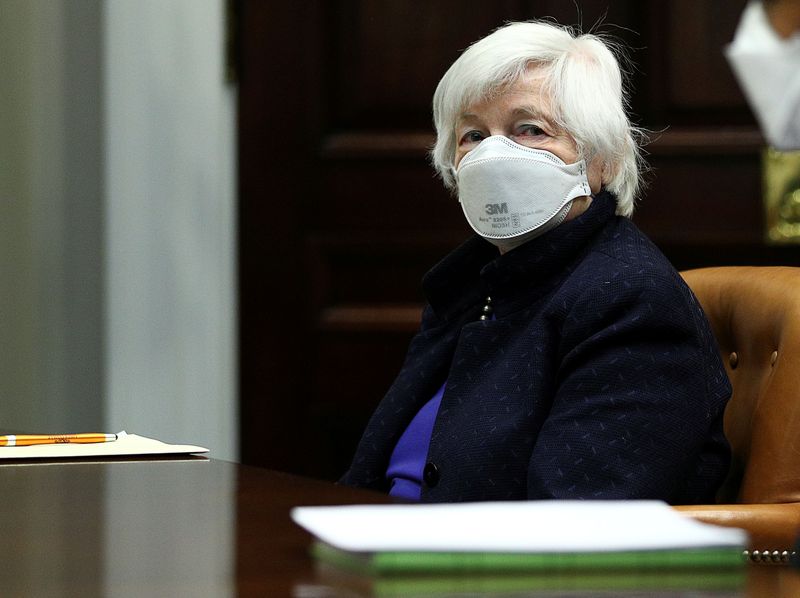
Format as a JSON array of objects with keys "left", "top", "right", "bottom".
[
  {"left": 313, "top": 540, "right": 745, "bottom": 574},
  {"left": 312, "top": 542, "right": 746, "bottom": 597}
]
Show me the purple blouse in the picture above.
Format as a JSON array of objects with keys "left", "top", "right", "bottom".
[{"left": 385, "top": 381, "right": 446, "bottom": 500}]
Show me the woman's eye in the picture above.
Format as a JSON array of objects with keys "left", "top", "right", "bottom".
[
  {"left": 517, "top": 124, "right": 545, "bottom": 137},
  {"left": 460, "top": 130, "right": 484, "bottom": 145}
]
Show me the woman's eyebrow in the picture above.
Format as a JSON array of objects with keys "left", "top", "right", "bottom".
[
  {"left": 456, "top": 106, "right": 556, "bottom": 130},
  {"left": 458, "top": 113, "right": 481, "bottom": 124},
  {"left": 511, "top": 105, "right": 553, "bottom": 123}
]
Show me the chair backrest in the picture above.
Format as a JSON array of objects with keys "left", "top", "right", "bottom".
[{"left": 681, "top": 267, "right": 800, "bottom": 505}]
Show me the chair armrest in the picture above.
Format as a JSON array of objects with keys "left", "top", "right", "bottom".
[{"left": 674, "top": 503, "right": 800, "bottom": 557}]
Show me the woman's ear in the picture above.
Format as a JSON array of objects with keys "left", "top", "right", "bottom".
[
  {"left": 587, "top": 156, "right": 606, "bottom": 194},
  {"left": 601, "top": 161, "right": 611, "bottom": 185}
]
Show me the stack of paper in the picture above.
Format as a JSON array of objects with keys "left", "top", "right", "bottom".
[
  {"left": 0, "top": 431, "right": 208, "bottom": 460},
  {"left": 292, "top": 501, "right": 747, "bottom": 595}
]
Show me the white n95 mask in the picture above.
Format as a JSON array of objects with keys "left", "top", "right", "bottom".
[{"left": 454, "top": 135, "right": 592, "bottom": 249}]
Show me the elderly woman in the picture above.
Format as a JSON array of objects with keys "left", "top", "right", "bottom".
[{"left": 340, "top": 21, "right": 731, "bottom": 503}]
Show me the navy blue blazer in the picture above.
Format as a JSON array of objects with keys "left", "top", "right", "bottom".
[{"left": 340, "top": 192, "right": 731, "bottom": 504}]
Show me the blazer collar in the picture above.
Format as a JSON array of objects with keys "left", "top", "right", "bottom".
[{"left": 423, "top": 190, "right": 618, "bottom": 321}]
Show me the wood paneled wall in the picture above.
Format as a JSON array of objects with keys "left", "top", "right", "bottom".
[{"left": 238, "top": 0, "right": 799, "bottom": 477}]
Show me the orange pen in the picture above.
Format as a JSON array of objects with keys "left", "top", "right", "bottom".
[{"left": 0, "top": 433, "right": 117, "bottom": 447}]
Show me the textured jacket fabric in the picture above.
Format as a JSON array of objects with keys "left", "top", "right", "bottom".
[{"left": 340, "top": 191, "right": 731, "bottom": 504}]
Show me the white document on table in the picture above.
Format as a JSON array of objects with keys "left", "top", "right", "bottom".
[
  {"left": 292, "top": 500, "right": 747, "bottom": 553},
  {"left": 0, "top": 431, "right": 208, "bottom": 460}
]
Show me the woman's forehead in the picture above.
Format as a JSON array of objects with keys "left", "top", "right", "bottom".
[{"left": 459, "top": 74, "right": 556, "bottom": 123}]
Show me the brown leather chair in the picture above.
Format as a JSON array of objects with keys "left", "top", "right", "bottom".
[{"left": 674, "top": 266, "right": 800, "bottom": 563}]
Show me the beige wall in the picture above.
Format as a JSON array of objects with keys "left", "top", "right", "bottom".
[{"left": 0, "top": 0, "right": 105, "bottom": 431}]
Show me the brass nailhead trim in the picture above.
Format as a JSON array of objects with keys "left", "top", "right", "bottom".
[
  {"left": 743, "top": 549, "right": 796, "bottom": 564},
  {"left": 770, "top": 350, "right": 778, "bottom": 366},
  {"left": 729, "top": 352, "right": 739, "bottom": 369}
]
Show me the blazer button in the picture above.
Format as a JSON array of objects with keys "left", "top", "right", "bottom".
[{"left": 423, "top": 462, "right": 440, "bottom": 487}]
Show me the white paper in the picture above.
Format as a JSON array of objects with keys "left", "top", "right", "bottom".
[
  {"left": 0, "top": 431, "right": 208, "bottom": 460},
  {"left": 291, "top": 501, "right": 747, "bottom": 553}
]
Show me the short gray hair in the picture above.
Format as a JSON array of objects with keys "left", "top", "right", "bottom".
[{"left": 431, "top": 20, "right": 645, "bottom": 217}]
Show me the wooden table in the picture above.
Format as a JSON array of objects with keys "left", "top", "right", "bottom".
[{"left": 0, "top": 457, "right": 798, "bottom": 596}]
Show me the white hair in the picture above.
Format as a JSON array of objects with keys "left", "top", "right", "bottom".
[{"left": 431, "top": 20, "right": 646, "bottom": 217}]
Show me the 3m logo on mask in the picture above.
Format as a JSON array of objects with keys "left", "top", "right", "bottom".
[{"left": 485, "top": 203, "right": 508, "bottom": 215}]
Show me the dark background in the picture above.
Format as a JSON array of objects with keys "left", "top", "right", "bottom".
[{"left": 237, "top": 0, "right": 799, "bottom": 479}]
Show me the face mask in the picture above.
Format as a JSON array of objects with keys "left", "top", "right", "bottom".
[
  {"left": 726, "top": 2, "right": 800, "bottom": 150},
  {"left": 454, "top": 135, "right": 592, "bottom": 249}
]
